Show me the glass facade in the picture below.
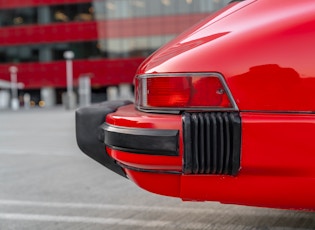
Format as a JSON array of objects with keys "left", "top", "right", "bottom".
[
  {"left": 94, "top": 0, "right": 227, "bottom": 19},
  {"left": 0, "top": 0, "right": 228, "bottom": 27}
]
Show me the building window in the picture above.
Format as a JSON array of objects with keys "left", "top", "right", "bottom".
[
  {"left": 0, "top": 7, "right": 37, "bottom": 27},
  {"left": 51, "top": 3, "right": 94, "bottom": 23},
  {"left": 0, "top": 41, "right": 102, "bottom": 63},
  {"left": 0, "top": 3, "right": 94, "bottom": 27}
]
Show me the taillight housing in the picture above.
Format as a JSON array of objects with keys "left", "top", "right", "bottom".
[{"left": 135, "top": 73, "right": 238, "bottom": 112}]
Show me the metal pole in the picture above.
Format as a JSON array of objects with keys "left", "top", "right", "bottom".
[
  {"left": 64, "top": 51, "right": 74, "bottom": 94},
  {"left": 66, "top": 59, "right": 73, "bottom": 93},
  {"left": 63, "top": 51, "right": 75, "bottom": 109},
  {"left": 9, "top": 66, "right": 19, "bottom": 110}
]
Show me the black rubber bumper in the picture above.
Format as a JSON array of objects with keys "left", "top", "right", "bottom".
[
  {"left": 101, "top": 123, "right": 179, "bottom": 156},
  {"left": 76, "top": 100, "right": 132, "bottom": 178}
]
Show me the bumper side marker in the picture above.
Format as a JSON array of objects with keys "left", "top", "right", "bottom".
[{"left": 101, "top": 123, "right": 179, "bottom": 156}]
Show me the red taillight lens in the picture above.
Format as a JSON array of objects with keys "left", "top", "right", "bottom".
[
  {"left": 135, "top": 73, "right": 237, "bottom": 111},
  {"left": 146, "top": 77, "right": 190, "bottom": 107}
]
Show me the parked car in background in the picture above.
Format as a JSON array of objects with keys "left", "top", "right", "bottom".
[{"left": 76, "top": 0, "right": 315, "bottom": 210}]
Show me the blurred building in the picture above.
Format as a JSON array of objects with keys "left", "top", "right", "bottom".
[{"left": 0, "top": 0, "right": 229, "bottom": 108}]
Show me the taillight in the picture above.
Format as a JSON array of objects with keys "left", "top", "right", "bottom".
[{"left": 135, "top": 73, "right": 238, "bottom": 112}]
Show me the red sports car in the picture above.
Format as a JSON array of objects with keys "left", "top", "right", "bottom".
[{"left": 76, "top": 0, "right": 315, "bottom": 210}]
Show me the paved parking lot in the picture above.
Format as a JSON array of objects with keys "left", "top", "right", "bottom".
[{"left": 0, "top": 107, "right": 314, "bottom": 230}]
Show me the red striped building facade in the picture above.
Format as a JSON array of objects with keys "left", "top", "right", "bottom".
[{"left": 0, "top": 0, "right": 228, "bottom": 106}]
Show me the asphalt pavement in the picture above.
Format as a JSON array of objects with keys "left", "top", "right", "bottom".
[{"left": 0, "top": 107, "right": 314, "bottom": 230}]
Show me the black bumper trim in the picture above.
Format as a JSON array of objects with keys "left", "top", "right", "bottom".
[
  {"left": 101, "top": 123, "right": 179, "bottom": 156},
  {"left": 76, "top": 100, "right": 133, "bottom": 178}
]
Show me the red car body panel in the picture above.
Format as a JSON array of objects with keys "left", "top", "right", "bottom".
[{"left": 76, "top": 0, "right": 315, "bottom": 210}]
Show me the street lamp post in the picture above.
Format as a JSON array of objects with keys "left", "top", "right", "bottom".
[
  {"left": 9, "top": 66, "right": 19, "bottom": 110},
  {"left": 63, "top": 51, "right": 76, "bottom": 109},
  {"left": 64, "top": 51, "right": 74, "bottom": 95}
]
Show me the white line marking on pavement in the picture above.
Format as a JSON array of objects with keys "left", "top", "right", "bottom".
[
  {"left": 0, "top": 150, "right": 78, "bottom": 156},
  {"left": 0, "top": 199, "right": 217, "bottom": 214},
  {"left": 0, "top": 213, "right": 171, "bottom": 228}
]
